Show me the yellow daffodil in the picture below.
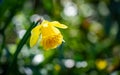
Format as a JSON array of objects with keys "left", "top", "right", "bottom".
[
  {"left": 95, "top": 59, "right": 107, "bottom": 70},
  {"left": 30, "top": 20, "right": 68, "bottom": 50}
]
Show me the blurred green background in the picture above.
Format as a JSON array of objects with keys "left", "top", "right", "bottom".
[{"left": 0, "top": 0, "right": 120, "bottom": 75}]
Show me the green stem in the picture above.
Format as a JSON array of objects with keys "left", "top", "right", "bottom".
[
  {"left": 6, "top": 21, "right": 39, "bottom": 75},
  {"left": 13, "top": 22, "right": 37, "bottom": 63}
]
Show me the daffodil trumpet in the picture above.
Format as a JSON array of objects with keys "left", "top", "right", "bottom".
[{"left": 30, "top": 20, "right": 68, "bottom": 50}]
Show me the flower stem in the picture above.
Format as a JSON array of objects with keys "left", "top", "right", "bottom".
[{"left": 6, "top": 20, "right": 40, "bottom": 75}]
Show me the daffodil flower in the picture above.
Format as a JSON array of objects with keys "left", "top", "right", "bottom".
[{"left": 30, "top": 20, "right": 68, "bottom": 50}]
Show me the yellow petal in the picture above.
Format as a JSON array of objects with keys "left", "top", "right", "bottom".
[
  {"left": 30, "top": 25, "right": 41, "bottom": 47},
  {"left": 50, "top": 21, "right": 68, "bottom": 29},
  {"left": 41, "top": 24, "right": 61, "bottom": 37},
  {"left": 30, "top": 34, "right": 39, "bottom": 47}
]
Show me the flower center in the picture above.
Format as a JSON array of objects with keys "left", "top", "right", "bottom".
[{"left": 41, "top": 34, "right": 63, "bottom": 50}]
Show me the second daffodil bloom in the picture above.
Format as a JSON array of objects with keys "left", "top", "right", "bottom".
[{"left": 30, "top": 20, "right": 68, "bottom": 50}]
